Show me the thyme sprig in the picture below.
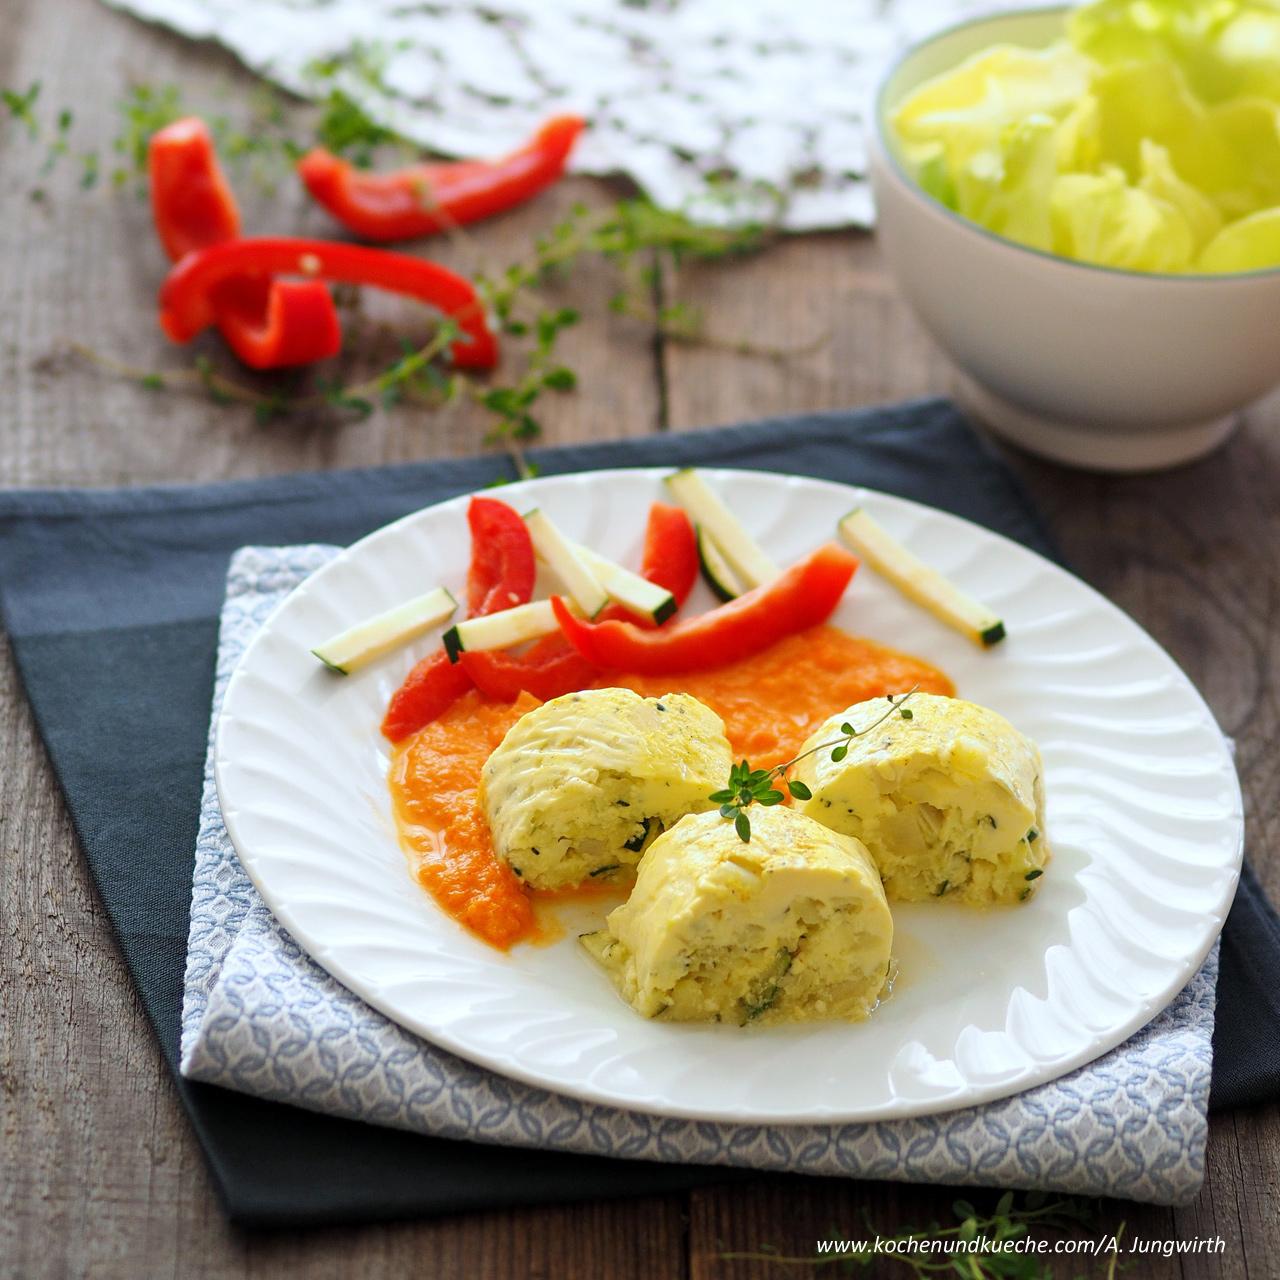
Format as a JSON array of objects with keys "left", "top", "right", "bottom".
[
  {"left": 711, "top": 689, "right": 919, "bottom": 843},
  {"left": 9, "top": 67, "right": 814, "bottom": 477},
  {"left": 3, "top": 53, "right": 417, "bottom": 199},
  {"left": 71, "top": 195, "right": 778, "bottom": 477},
  {"left": 69, "top": 318, "right": 460, "bottom": 420}
]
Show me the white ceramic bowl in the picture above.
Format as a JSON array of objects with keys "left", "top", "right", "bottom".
[{"left": 868, "top": 6, "right": 1280, "bottom": 472}]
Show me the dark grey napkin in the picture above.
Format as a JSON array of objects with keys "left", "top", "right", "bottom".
[{"left": 0, "top": 399, "right": 1273, "bottom": 1226}]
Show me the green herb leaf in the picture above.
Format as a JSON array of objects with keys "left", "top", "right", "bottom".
[
  {"left": 734, "top": 811, "right": 751, "bottom": 843},
  {"left": 3, "top": 82, "right": 41, "bottom": 137},
  {"left": 114, "top": 83, "right": 183, "bottom": 175},
  {"left": 709, "top": 689, "right": 919, "bottom": 842},
  {"left": 541, "top": 366, "right": 577, "bottom": 390}
]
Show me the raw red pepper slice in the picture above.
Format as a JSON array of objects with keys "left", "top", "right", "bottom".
[
  {"left": 148, "top": 117, "right": 241, "bottom": 260},
  {"left": 389, "top": 500, "right": 695, "bottom": 728},
  {"left": 382, "top": 496, "right": 537, "bottom": 740},
  {"left": 551, "top": 543, "right": 859, "bottom": 674},
  {"left": 466, "top": 497, "right": 536, "bottom": 615},
  {"left": 159, "top": 237, "right": 498, "bottom": 369},
  {"left": 381, "top": 651, "right": 474, "bottom": 742},
  {"left": 298, "top": 116, "right": 586, "bottom": 243},
  {"left": 464, "top": 500, "right": 694, "bottom": 696},
  {"left": 639, "top": 501, "right": 698, "bottom": 606},
  {"left": 209, "top": 275, "right": 342, "bottom": 370},
  {"left": 460, "top": 633, "right": 597, "bottom": 703},
  {"left": 148, "top": 119, "right": 342, "bottom": 370},
  {"left": 457, "top": 499, "right": 588, "bottom": 698}
]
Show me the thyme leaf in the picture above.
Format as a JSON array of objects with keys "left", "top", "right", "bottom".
[{"left": 711, "top": 688, "right": 919, "bottom": 844}]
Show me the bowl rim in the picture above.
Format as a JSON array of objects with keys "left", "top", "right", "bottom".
[{"left": 871, "top": 2, "right": 1280, "bottom": 286}]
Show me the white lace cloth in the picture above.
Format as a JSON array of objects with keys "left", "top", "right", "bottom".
[
  {"left": 180, "top": 544, "right": 1217, "bottom": 1205},
  {"left": 101, "top": 0, "right": 1029, "bottom": 228}
]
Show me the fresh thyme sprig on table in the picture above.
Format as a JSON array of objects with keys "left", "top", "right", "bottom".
[
  {"left": 711, "top": 689, "right": 918, "bottom": 843},
  {"left": 7, "top": 67, "right": 811, "bottom": 478},
  {"left": 69, "top": 195, "right": 776, "bottom": 477}
]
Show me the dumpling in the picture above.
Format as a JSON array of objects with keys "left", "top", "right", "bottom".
[
  {"left": 581, "top": 806, "right": 893, "bottom": 1025},
  {"left": 480, "top": 687, "right": 732, "bottom": 890},
  {"left": 791, "top": 692, "right": 1049, "bottom": 905}
]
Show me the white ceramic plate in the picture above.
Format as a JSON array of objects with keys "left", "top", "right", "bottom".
[{"left": 214, "top": 469, "right": 1243, "bottom": 1125}]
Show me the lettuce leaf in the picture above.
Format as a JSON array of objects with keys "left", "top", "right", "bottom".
[
  {"left": 1197, "top": 206, "right": 1280, "bottom": 271},
  {"left": 1068, "top": 0, "right": 1280, "bottom": 104},
  {"left": 892, "top": 41, "right": 1091, "bottom": 163},
  {"left": 1051, "top": 167, "right": 1195, "bottom": 272},
  {"left": 952, "top": 115, "right": 1060, "bottom": 252},
  {"left": 1139, "top": 140, "right": 1223, "bottom": 252},
  {"left": 889, "top": 0, "right": 1280, "bottom": 274}
]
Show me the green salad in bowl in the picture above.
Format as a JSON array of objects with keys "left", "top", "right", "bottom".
[
  {"left": 891, "top": 0, "right": 1280, "bottom": 275},
  {"left": 867, "top": 0, "right": 1280, "bottom": 472}
]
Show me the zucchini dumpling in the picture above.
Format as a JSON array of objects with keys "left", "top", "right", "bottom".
[
  {"left": 480, "top": 687, "right": 732, "bottom": 890},
  {"left": 791, "top": 692, "right": 1049, "bottom": 905},
  {"left": 581, "top": 806, "right": 893, "bottom": 1026}
]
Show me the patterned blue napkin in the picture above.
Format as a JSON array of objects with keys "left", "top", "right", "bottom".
[{"left": 182, "top": 545, "right": 1216, "bottom": 1206}]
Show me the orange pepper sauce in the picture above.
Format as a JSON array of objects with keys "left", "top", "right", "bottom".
[{"left": 388, "top": 624, "right": 955, "bottom": 951}]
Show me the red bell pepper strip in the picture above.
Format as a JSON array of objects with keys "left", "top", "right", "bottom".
[
  {"left": 159, "top": 237, "right": 498, "bottom": 369},
  {"left": 551, "top": 543, "right": 859, "bottom": 674},
  {"left": 297, "top": 116, "right": 586, "bottom": 243},
  {"left": 208, "top": 275, "right": 343, "bottom": 370},
  {"left": 148, "top": 119, "right": 342, "bottom": 370},
  {"left": 388, "top": 500, "right": 695, "bottom": 729},
  {"left": 461, "top": 633, "right": 598, "bottom": 703},
  {"left": 148, "top": 117, "right": 241, "bottom": 260},
  {"left": 382, "top": 497, "right": 537, "bottom": 740},
  {"left": 638, "top": 501, "right": 697, "bottom": 607},
  {"left": 464, "top": 500, "right": 695, "bottom": 695},
  {"left": 381, "top": 652, "right": 475, "bottom": 742},
  {"left": 459, "top": 497, "right": 594, "bottom": 699},
  {"left": 466, "top": 496, "right": 536, "bottom": 614}
]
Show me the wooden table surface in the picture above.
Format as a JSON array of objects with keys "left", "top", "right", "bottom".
[{"left": 2, "top": 0, "right": 1277, "bottom": 1275}]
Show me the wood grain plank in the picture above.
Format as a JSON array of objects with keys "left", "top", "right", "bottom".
[
  {"left": 661, "top": 232, "right": 957, "bottom": 433},
  {"left": 663, "top": 231, "right": 1280, "bottom": 1280}
]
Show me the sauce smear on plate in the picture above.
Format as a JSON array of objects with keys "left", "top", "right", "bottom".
[{"left": 389, "top": 624, "right": 954, "bottom": 949}]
